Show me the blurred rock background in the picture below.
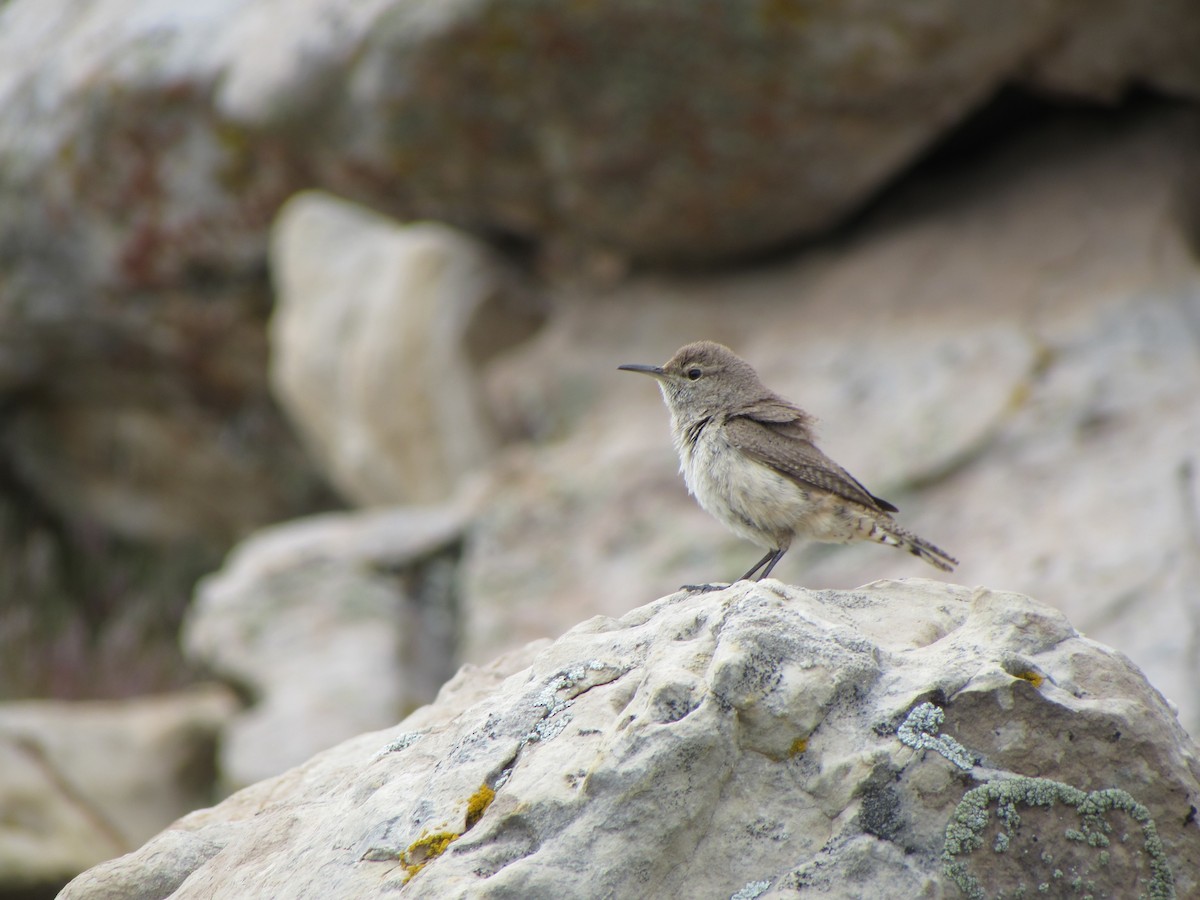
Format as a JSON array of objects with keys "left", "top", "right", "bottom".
[{"left": 1, "top": 0, "right": 1198, "bottom": 895}]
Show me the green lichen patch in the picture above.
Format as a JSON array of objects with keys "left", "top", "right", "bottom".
[
  {"left": 943, "top": 778, "right": 1174, "bottom": 900},
  {"left": 730, "top": 879, "right": 772, "bottom": 900},
  {"left": 898, "top": 702, "right": 975, "bottom": 770}
]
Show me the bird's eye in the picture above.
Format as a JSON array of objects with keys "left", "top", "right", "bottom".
[{"left": 686, "top": 367, "right": 702, "bottom": 381}]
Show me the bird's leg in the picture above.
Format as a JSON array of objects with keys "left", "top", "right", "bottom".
[
  {"left": 739, "top": 549, "right": 779, "bottom": 582},
  {"left": 755, "top": 548, "right": 787, "bottom": 581},
  {"left": 681, "top": 548, "right": 784, "bottom": 593}
]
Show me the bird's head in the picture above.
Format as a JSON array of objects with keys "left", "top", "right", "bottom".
[{"left": 619, "top": 340, "right": 766, "bottom": 420}]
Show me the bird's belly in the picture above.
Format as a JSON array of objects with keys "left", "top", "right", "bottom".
[
  {"left": 683, "top": 433, "right": 806, "bottom": 548},
  {"left": 683, "top": 433, "right": 866, "bottom": 549}
]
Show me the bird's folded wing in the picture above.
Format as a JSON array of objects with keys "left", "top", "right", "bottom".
[
  {"left": 738, "top": 397, "right": 815, "bottom": 426},
  {"left": 724, "top": 415, "right": 898, "bottom": 513}
]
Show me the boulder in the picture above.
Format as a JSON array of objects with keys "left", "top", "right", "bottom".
[
  {"left": 60, "top": 580, "right": 1200, "bottom": 898},
  {"left": 0, "top": 1, "right": 334, "bottom": 547},
  {"left": 1, "top": 0, "right": 1198, "bottom": 698},
  {"left": 3, "top": 0, "right": 1199, "bottom": 296},
  {"left": 269, "top": 192, "right": 539, "bottom": 506},
  {"left": 0, "top": 686, "right": 235, "bottom": 895},
  {"left": 183, "top": 503, "right": 468, "bottom": 789}
]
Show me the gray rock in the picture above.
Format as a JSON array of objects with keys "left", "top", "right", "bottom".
[
  {"left": 0, "top": 686, "right": 235, "bottom": 893},
  {"left": 269, "top": 191, "right": 537, "bottom": 506},
  {"left": 0, "top": 0, "right": 332, "bottom": 556},
  {"left": 0, "top": 0, "right": 1197, "bottom": 702},
  {"left": 60, "top": 580, "right": 1200, "bottom": 898},
  {"left": 234, "top": 0, "right": 1200, "bottom": 264},
  {"left": 183, "top": 504, "right": 468, "bottom": 789},
  {"left": 2, "top": 0, "right": 1198, "bottom": 296}
]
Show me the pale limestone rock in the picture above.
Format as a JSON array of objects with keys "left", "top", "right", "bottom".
[
  {"left": 0, "top": 686, "right": 235, "bottom": 892},
  {"left": 0, "top": 5, "right": 1196, "bottom": 893},
  {"left": 61, "top": 581, "right": 1200, "bottom": 898},
  {"left": 269, "top": 192, "right": 517, "bottom": 505},
  {"left": 183, "top": 504, "right": 467, "bottom": 789},
  {"left": 0, "top": 0, "right": 1197, "bottom": 705}
]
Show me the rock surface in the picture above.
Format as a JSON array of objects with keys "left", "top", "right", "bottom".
[
  {"left": 183, "top": 504, "right": 468, "bottom": 790},
  {"left": 61, "top": 580, "right": 1200, "bottom": 899},
  {"left": 0, "top": 686, "right": 235, "bottom": 893},
  {"left": 4, "top": 1, "right": 1200, "bottom": 891},
  {"left": 0, "top": 0, "right": 333, "bottom": 547},
  {"left": 5, "top": 0, "right": 1197, "bottom": 298},
  {"left": 269, "top": 191, "right": 539, "bottom": 506}
]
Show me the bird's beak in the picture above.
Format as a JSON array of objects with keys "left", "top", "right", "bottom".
[{"left": 618, "top": 363, "right": 666, "bottom": 378}]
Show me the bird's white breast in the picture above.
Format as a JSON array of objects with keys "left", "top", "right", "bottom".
[{"left": 675, "top": 416, "right": 815, "bottom": 550}]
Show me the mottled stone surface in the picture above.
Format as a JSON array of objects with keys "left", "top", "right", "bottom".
[
  {"left": 3, "top": 2, "right": 1200, "bottom": 893},
  {"left": 1, "top": 0, "right": 1196, "bottom": 548},
  {"left": 61, "top": 580, "right": 1200, "bottom": 898}
]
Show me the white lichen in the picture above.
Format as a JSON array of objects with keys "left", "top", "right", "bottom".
[
  {"left": 729, "top": 879, "right": 772, "bottom": 900},
  {"left": 897, "top": 702, "right": 975, "bottom": 770},
  {"left": 373, "top": 731, "right": 424, "bottom": 760}
]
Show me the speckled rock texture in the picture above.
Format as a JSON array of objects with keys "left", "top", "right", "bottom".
[
  {"left": 61, "top": 580, "right": 1200, "bottom": 899},
  {"left": 4, "top": 0, "right": 1198, "bottom": 289}
]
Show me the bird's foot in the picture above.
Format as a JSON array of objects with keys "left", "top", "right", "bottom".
[{"left": 680, "top": 582, "right": 731, "bottom": 593}]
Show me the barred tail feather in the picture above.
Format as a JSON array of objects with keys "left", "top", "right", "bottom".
[{"left": 870, "top": 522, "right": 958, "bottom": 572}]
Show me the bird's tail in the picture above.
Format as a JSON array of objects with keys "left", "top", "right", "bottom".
[{"left": 869, "top": 521, "right": 958, "bottom": 572}]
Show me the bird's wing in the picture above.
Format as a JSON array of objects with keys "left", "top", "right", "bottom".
[
  {"left": 738, "top": 397, "right": 815, "bottom": 426},
  {"left": 724, "top": 414, "right": 899, "bottom": 513}
]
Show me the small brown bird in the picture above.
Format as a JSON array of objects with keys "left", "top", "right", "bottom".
[{"left": 619, "top": 340, "right": 957, "bottom": 584}]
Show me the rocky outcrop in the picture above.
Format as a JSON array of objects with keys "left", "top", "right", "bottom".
[
  {"left": 2, "top": 0, "right": 1198, "bottom": 564},
  {"left": 61, "top": 580, "right": 1200, "bottom": 898},
  {"left": 169, "top": 106, "right": 1200, "bottom": 807},
  {"left": 4, "top": 0, "right": 1198, "bottom": 283},
  {"left": 4, "top": 2, "right": 1200, "bottom": 894},
  {"left": 2, "top": 1, "right": 1198, "bottom": 700}
]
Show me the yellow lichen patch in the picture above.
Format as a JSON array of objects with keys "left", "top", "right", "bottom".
[
  {"left": 399, "top": 830, "right": 459, "bottom": 884},
  {"left": 1013, "top": 670, "right": 1044, "bottom": 689},
  {"left": 788, "top": 737, "right": 808, "bottom": 757},
  {"left": 465, "top": 784, "right": 495, "bottom": 830},
  {"left": 397, "top": 784, "right": 498, "bottom": 884}
]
